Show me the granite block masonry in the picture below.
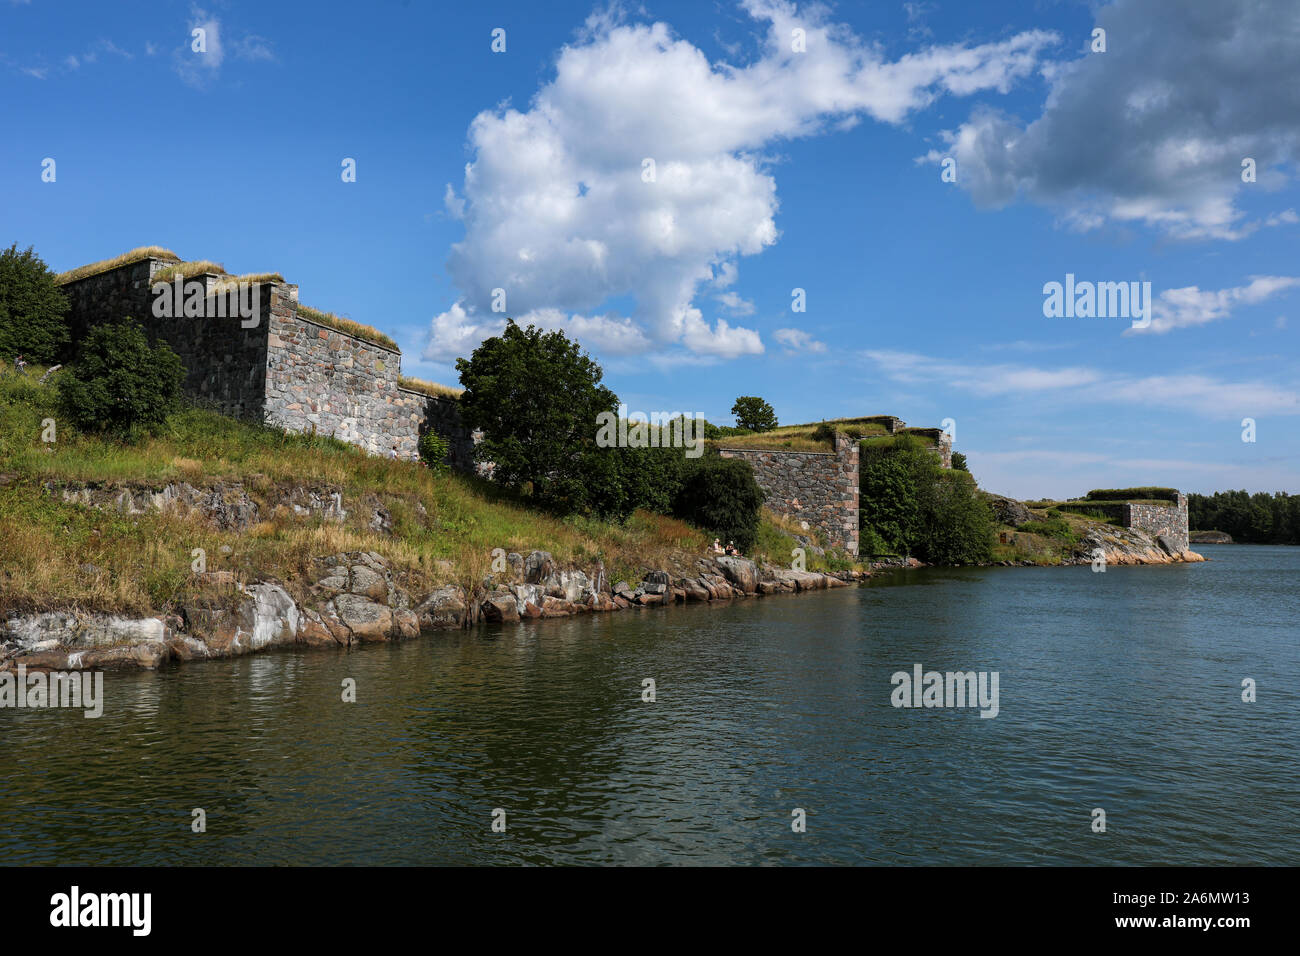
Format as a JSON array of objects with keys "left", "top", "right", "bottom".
[
  {"left": 1125, "top": 494, "right": 1190, "bottom": 553},
  {"left": 718, "top": 434, "right": 860, "bottom": 555},
  {"left": 58, "top": 255, "right": 476, "bottom": 468}
]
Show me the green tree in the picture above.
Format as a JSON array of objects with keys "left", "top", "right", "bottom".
[
  {"left": 672, "top": 455, "right": 765, "bottom": 551},
  {"left": 57, "top": 318, "right": 185, "bottom": 436},
  {"left": 859, "top": 450, "right": 922, "bottom": 554},
  {"left": 951, "top": 451, "right": 968, "bottom": 472},
  {"left": 859, "top": 434, "right": 991, "bottom": 564},
  {"left": 456, "top": 319, "right": 619, "bottom": 513},
  {"left": 0, "top": 244, "right": 70, "bottom": 365},
  {"left": 731, "top": 395, "right": 778, "bottom": 432},
  {"left": 918, "top": 469, "right": 993, "bottom": 565}
]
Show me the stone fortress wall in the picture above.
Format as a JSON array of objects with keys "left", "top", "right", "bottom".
[
  {"left": 718, "top": 434, "right": 861, "bottom": 556},
  {"left": 58, "top": 255, "right": 476, "bottom": 468},
  {"left": 1125, "top": 494, "right": 1190, "bottom": 552}
]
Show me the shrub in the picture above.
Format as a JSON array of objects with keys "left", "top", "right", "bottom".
[
  {"left": 57, "top": 318, "right": 185, "bottom": 436},
  {"left": 1085, "top": 487, "right": 1179, "bottom": 502},
  {"left": 1017, "top": 517, "right": 1076, "bottom": 540},
  {"left": 672, "top": 455, "right": 764, "bottom": 551},
  {"left": 812, "top": 423, "right": 835, "bottom": 443},
  {"left": 951, "top": 451, "right": 969, "bottom": 472},
  {"left": 859, "top": 524, "right": 893, "bottom": 557},
  {"left": 418, "top": 430, "right": 451, "bottom": 472},
  {"left": 0, "top": 244, "right": 70, "bottom": 365}
]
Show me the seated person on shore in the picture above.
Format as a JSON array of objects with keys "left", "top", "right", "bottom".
[
  {"left": 710, "top": 538, "right": 723, "bottom": 554},
  {"left": 724, "top": 541, "right": 739, "bottom": 556}
]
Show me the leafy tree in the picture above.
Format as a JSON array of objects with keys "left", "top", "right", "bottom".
[
  {"left": 859, "top": 450, "right": 922, "bottom": 554},
  {"left": 951, "top": 451, "right": 968, "bottom": 472},
  {"left": 859, "top": 434, "right": 991, "bottom": 564},
  {"left": 672, "top": 455, "right": 765, "bottom": 551},
  {"left": 731, "top": 395, "right": 778, "bottom": 432},
  {"left": 57, "top": 318, "right": 185, "bottom": 435},
  {"left": 1188, "top": 489, "right": 1300, "bottom": 543},
  {"left": 0, "top": 244, "right": 70, "bottom": 365},
  {"left": 456, "top": 319, "right": 619, "bottom": 513},
  {"left": 918, "top": 469, "right": 993, "bottom": 565}
]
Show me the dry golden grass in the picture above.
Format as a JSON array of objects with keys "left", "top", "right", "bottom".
[
  {"left": 210, "top": 272, "right": 286, "bottom": 292},
  {"left": 151, "top": 261, "right": 227, "bottom": 284},
  {"left": 295, "top": 304, "right": 400, "bottom": 353},
  {"left": 712, "top": 418, "right": 891, "bottom": 452},
  {"left": 56, "top": 246, "right": 180, "bottom": 285},
  {"left": 398, "top": 376, "right": 463, "bottom": 400}
]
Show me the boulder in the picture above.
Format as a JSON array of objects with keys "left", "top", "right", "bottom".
[
  {"left": 524, "top": 551, "right": 557, "bottom": 584},
  {"left": 714, "top": 556, "right": 759, "bottom": 594},
  {"left": 682, "top": 579, "right": 711, "bottom": 602},
  {"left": 481, "top": 591, "right": 520, "bottom": 624},
  {"left": 332, "top": 593, "right": 394, "bottom": 642},
  {"left": 415, "top": 586, "right": 467, "bottom": 630},
  {"left": 987, "top": 495, "right": 1034, "bottom": 528}
]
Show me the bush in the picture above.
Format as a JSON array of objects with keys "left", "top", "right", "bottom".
[
  {"left": 672, "top": 455, "right": 764, "bottom": 551},
  {"left": 951, "top": 451, "right": 968, "bottom": 472},
  {"left": 858, "top": 524, "right": 894, "bottom": 557},
  {"left": 1016, "top": 517, "right": 1075, "bottom": 541},
  {"left": 0, "top": 244, "right": 70, "bottom": 365},
  {"left": 57, "top": 319, "right": 185, "bottom": 436},
  {"left": 1085, "top": 487, "right": 1179, "bottom": 502},
  {"left": 418, "top": 430, "right": 451, "bottom": 472},
  {"left": 812, "top": 423, "right": 835, "bottom": 443}
]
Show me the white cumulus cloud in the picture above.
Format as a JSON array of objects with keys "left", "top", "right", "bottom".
[{"left": 426, "top": 0, "right": 1059, "bottom": 364}]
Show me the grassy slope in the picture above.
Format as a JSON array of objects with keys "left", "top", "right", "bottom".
[{"left": 0, "top": 369, "right": 839, "bottom": 618}]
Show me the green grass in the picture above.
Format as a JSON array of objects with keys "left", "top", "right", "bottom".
[
  {"left": 711, "top": 419, "right": 889, "bottom": 452},
  {"left": 0, "top": 367, "right": 718, "bottom": 616}
]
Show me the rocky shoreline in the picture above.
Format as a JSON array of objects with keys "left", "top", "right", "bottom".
[
  {"left": 0, "top": 549, "right": 866, "bottom": 673},
  {"left": 1, "top": 481, "right": 1202, "bottom": 674}
]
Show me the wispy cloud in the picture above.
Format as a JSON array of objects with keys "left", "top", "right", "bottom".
[
  {"left": 1128, "top": 275, "right": 1300, "bottom": 335},
  {"left": 860, "top": 348, "right": 1300, "bottom": 418},
  {"left": 774, "top": 327, "right": 827, "bottom": 353}
]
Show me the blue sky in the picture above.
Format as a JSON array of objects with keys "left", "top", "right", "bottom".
[{"left": 4, "top": 0, "right": 1298, "bottom": 499}]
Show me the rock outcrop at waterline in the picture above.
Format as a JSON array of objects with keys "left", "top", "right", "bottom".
[
  {"left": 0, "top": 551, "right": 857, "bottom": 673},
  {"left": 1067, "top": 525, "right": 1204, "bottom": 566}
]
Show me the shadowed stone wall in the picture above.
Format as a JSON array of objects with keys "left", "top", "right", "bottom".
[
  {"left": 59, "top": 257, "right": 477, "bottom": 467},
  {"left": 718, "top": 433, "right": 859, "bottom": 555}
]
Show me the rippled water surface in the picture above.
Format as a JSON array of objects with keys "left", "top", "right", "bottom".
[{"left": 2, "top": 544, "right": 1297, "bottom": 865}]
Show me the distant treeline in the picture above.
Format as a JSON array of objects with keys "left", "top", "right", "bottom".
[{"left": 1187, "top": 490, "right": 1300, "bottom": 544}]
